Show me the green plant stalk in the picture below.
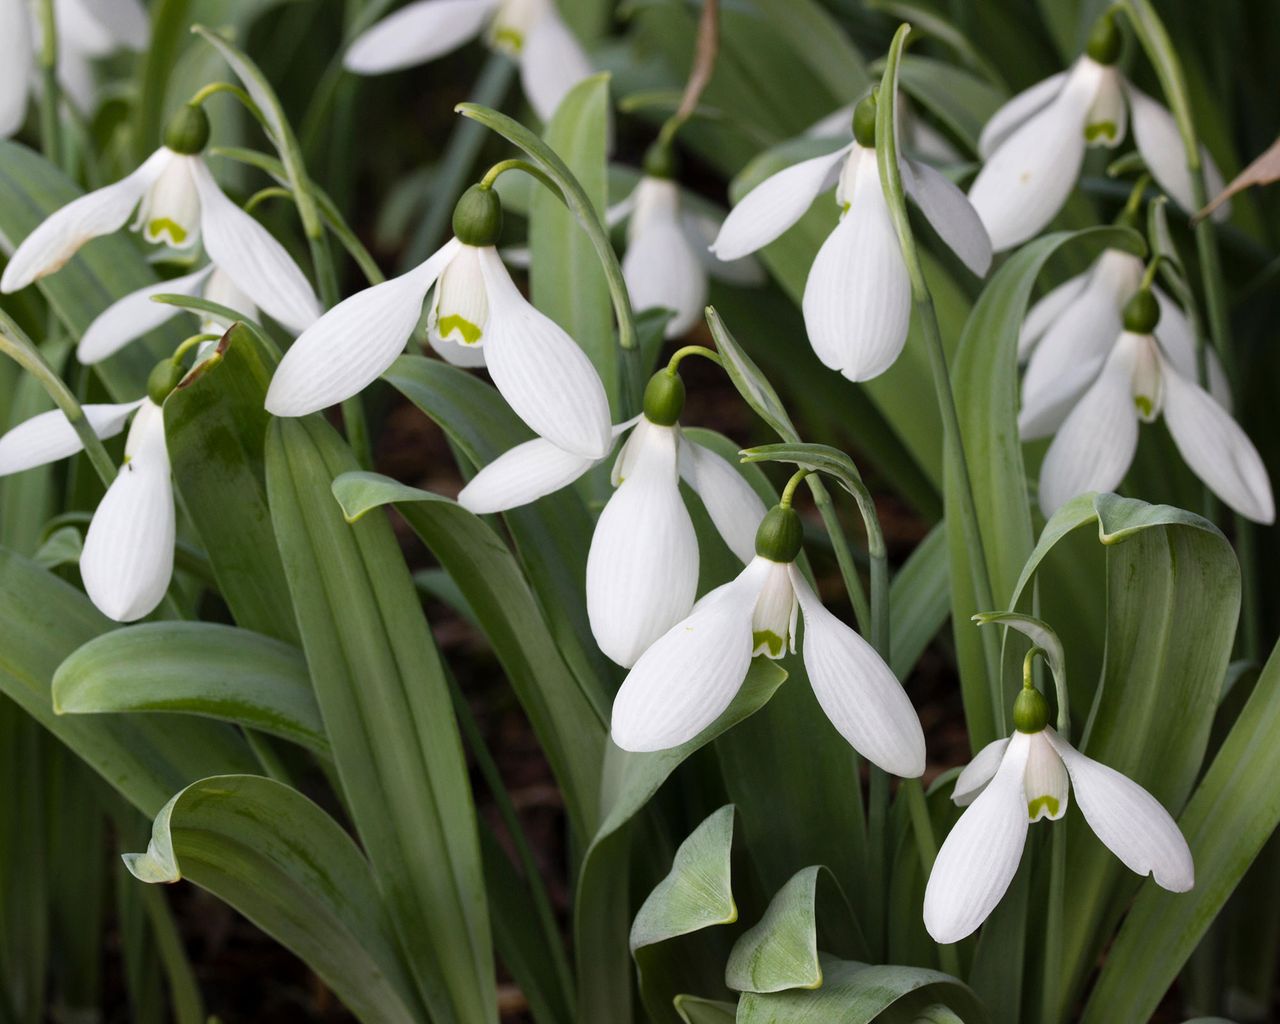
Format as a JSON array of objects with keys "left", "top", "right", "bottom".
[
  {"left": 807, "top": 477, "right": 873, "bottom": 639},
  {"left": 654, "top": 0, "right": 720, "bottom": 153},
  {"left": 36, "top": 0, "right": 62, "bottom": 169},
  {"left": 1042, "top": 822, "right": 1067, "bottom": 1024},
  {"left": 0, "top": 313, "right": 115, "bottom": 488}
]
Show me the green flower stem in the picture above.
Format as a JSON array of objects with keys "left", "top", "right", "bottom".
[
  {"left": 36, "top": 0, "right": 63, "bottom": 169},
  {"left": 479, "top": 158, "right": 563, "bottom": 199},
  {"left": 807, "top": 477, "right": 873, "bottom": 641},
  {"left": 0, "top": 313, "right": 115, "bottom": 488},
  {"left": 188, "top": 82, "right": 265, "bottom": 126},
  {"left": 665, "top": 344, "right": 723, "bottom": 374},
  {"left": 779, "top": 469, "right": 810, "bottom": 508},
  {"left": 243, "top": 185, "right": 295, "bottom": 216},
  {"left": 653, "top": 0, "right": 720, "bottom": 154},
  {"left": 1043, "top": 822, "right": 1068, "bottom": 1024},
  {"left": 867, "top": 763, "right": 888, "bottom": 957},
  {"left": 170, "top": 333, "right": 224, "bottom": 364}
]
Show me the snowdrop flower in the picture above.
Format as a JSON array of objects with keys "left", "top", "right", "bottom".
[
  {"left": 924, "top": 684, "right": 1193, "bottom": 944},
  {"left": 0, "top": 373, "right": 182, "bottom": 621},
  {"left": 0, "top": 105, "right": 319, "bottom": 334},
  {"left": 266, "top": 183, "right": 611, "bottom": 459},
  {"left": 78, "top": 264, "right": 257, "bottom": 364},
  {"left": 460, "top": 367, "right": 767, "bottom": 666},
  {"left": 969, "top": 14, "right": 1229, "bottom": 252},
  {"left": 610, "top": 499, "right": 925, "bottom": 776},
  {"left": 1038, "top": 288, "right": 1273, "bottom": 523},
  {"left": 711, "top": 96, "right": 991, "bottom": 382},
  {"left": 344, "top": 0, "right": 592, "bottom": 122},
  {"left": 1018, "top": 247, "right": 1230, "bottom": 438},
  {"left": 1, "top": 0, "right": 149, "bottom": 138}
]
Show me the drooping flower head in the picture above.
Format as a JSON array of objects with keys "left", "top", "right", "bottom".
[
  {"left": 343, "top": 0, "right": 593, "bottom": 122},
  {"left": 0, "top": 104, "right": 320, "bottom": 335},
  {"left": 711, "top": 94, "right": 991, "bottom": 382}
]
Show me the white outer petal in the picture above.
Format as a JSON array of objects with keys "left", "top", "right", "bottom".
[
  {"left": 1152, "top": 288, "right": 1230, "bottom": 410},
  {"left": 1045, "top": 730, "right": 1194, "bottom": 891},
  {"left": 587, "top": 422, "right": 698, "bottom": 668},
  {"left": 1160, "top": 354, "right": 1274, "bottom": 524},
  {"left": 344, "top": 0, "right": 496, "bottom": 73},
  {"left": 0, "top": 0, "right": 33, "bottom": 138},
  {"left": 518, "top": 8, "right": 593, "bottom": 122},
  {"left": 78, "top": 266, "right": 213, "bottom": 364},
  {"left": 924, "top": 731, "right": 1032, "bottom": 944},
  {"left": 0, "top": 148, "right": 171, "bottom": 292},
  {"left": 978, "top": 72, "right": 1067, "bottom": 158},
  {"left": 80, "top": 401, "right": 174, "bottom": 623},
  {"left": 678, "top": 439, "right": 766, "bottom": 564},
  {"left": 610, "top": 558, "right": 769, "bottom": 751},
  {"left": 791, "top": 567, "right": 925, "bottom": 778},
  {"left": 710, "top": 144, "right": 853, "bottom": 261},
  {"left": 1018, "top": 273, "right": 1088, "bottom": 362},
  {"left": 191, "top": 161, "right": 322, "bottom": 334},
  {"left": 903, "top": 158, "right": 992, "bottom": 276},
  {"left": 477, "top": 246, "right": 611, "bottom": 459},
  {"left": 952, "top": 737, "right": 1011, "bottom": 806},
  {"left": 1038, "top": 334, "right": 1141, "bottom": 517},
  {"left": 265, "top": 240, "right": 459, "bottom": 416},
  {"left": 623, "top": 204, "right": 707, "bottom": 338},
  {"left": 803, "top": 156, "right": 911, "bottom": 382},
  {"left": 1128, "top": 86, "right": 1230, "bottom": 222},
  {"left": 0, "top": 400, "right": 142, "bottom": 475}
]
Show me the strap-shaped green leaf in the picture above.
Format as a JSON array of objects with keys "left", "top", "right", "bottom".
[
  {"left": 52, "top": 622, "right": 325, "bottom": 754},
  {"left": 124, "top": 774, "right": 421, "bottom": 1024},
  {"left": 674, "top": 996, "right": 736, "bottom": 1023}
]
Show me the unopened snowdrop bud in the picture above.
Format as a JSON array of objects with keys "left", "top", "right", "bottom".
[
  {"left": 641, "top": 370, "right": 685, "bottom": 427},
  {"left": 754, "top": 505, "right": 803, "bottom": 563},
  {"left": 1122, "top": 287, "right": 1160, "bottom": 333},
  {"left": 452, "top": 184, "right": 503, "bottom": 247},
  {"left": 162, "top": 103, "right": 211, "bottom": 155}
]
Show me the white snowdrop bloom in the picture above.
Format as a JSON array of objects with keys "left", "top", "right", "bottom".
[
  {"left": 1, "top": 0, "right": 149, "bottom": 138},
  {"left": 1038, "top": 290, "right": 1273, "bottom": 523},
  {"left": 924, "top": 691, "right": 1193, "bottom": 944},
  {"left": 0, "top": 395, "right": 175, "bottom": 622},
  {"left": 610, "top": 503, "right": 925, "bottom": 777},
  {"left": 459, "top": 369, "right": 767, "bottom": 666},
  {"left": 78, "top": 265, "right": 258, "bottom": 365},
  {"left": 343, "top": 0, "right": 592, "bottom": 122},
  {"left": 611, "top": 171, "right": 763, "bottom": 339},
  {"left": 1018, "top": 248, "right": 1230, "bottom": 439},
  {"left": 711, "top": 98, "right": 991, "bottom": 383},
  {"left": 0, "top": 106, "right": 320, "bottom": 334},
  {"left": 969, "top": 19, "right": 1229, "bottom": 252},
  {"left": 266, "top": 184, "right": 611, "bottom": 460}
]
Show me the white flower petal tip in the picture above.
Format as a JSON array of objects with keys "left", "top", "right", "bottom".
[
  {"left": 0, "top": 149, "right": 171, "bottom": 293},
  {"left": 978, "top": 72, "right": 1068, "bottom": 158},
  {"left": 518, "top": 7, "right": 595, "bottom": 122},
  {"left": 678, "top": 441, "right": 766, "bottom": 565},
  {"left": 0, "top": 0, "right": 33, "bottom": 139},
  {"left": 609, "top": 561, "right": 768, "bottom": 751},
  {"left": 623, "top": 180, "right": 707, "bottom": 338},
  {"left": 476, "top": 248, "right": 611, "bottom": 459},
  {"left": 903, "top": 160, "right": 992, "bottom": 277},
  {"left": 924, "top": 732, "right": 1032, "bottom": 944},
  {"left": 343, "top": 0, "right": 494, "bottom": 74},
  {"left": 1128, "top": 87, "right": 1230, "bottom": 222},
  {"left": 0, "top": 400, "right": 143, "bottom": 476},
  {"left": 791, "top": 568, "right": 926, "bottom": 778},
  {"left": 457, "top": 434, "right": 598, "bottom": 514},
  {"left": 711, "top": 143, "right": 852, "bottom": 261},
  {"left": 265, "top": 240, "right": 459, "bottom": 417},
  {"left": 78, "top": 266, "right": 214, "bottom": 364}
]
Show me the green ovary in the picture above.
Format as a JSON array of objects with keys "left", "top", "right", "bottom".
[
  {"left": 752, "top": 630, "right": 785, "bottom": 658},
  {"left": 147, "top": 218, "right": 188, "bottom": 244},
  {"left": 438, "top": 314, "right": 483, "bottom": 345},
  {"left": 1027, "top": 795, "right": 1060, "bottom": 820}
]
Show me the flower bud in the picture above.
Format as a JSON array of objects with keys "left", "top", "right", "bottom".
[
  {"left": 853, "top": 94, "right": 877, "bottom": 148},
  {"left": 642, "top": 142, "right": 677, "bottom": 180},
  {"left": 1086, "top": 12, "right": 1122, "bottom": 65},
  {"left": 452, "top": 184, "right": 503, "bottom": 247},
  {"left": 146, "top": 360, "right": 184, "bottom": 405},
  {"left": 1013, "top": 687, "right": 1049, "bottom": 734},
  {"left": 162, "top": 104, "right": 211, "bottom": 155},
  {"left": 1122, "top": 288, "right": 1160, "bottom": 334},
  {"left": 754, "top": 505, "right": 803, "bottom": 563},
  {"left": 642, "top": 370, "right": 685, "bottom": 426}
]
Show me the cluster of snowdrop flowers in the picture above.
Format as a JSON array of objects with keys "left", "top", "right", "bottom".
[
  {"left": 1, "top": 0, "right": 149, "bottom": 138},
  {"left": 712, "top": 95, "right": 992, "bottom": 382},
  {"left": 611, "top": 492, "right": 926, "bottom": 777},
  {"left": 460, "top": 363, "right": 766, "bottom": 666},
  {"left": 1036, "top": 286, "right": 1274, "bottom": 523},
  {"left": 344, "top": 0, "right": 592, "bottom": 122},
  {"left": 924, "top": 662, "right": 1193, "bottom": 944},
  {"left": 968, "top": 13, "right": 1228, "bottom": 251},
  {"left": 0, "top": 104, "right": 320, "bottom": 336}
]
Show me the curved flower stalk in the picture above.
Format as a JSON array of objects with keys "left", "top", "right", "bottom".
[
  {"left": 266, "top": 183, "right": 611, "bottom": 459},
  {"left": 1, "top": 0, "right": 149, "bottom": 138},
  {"left": 78, "top": 264, "right": 256, "bottom": 365},
  {"left": 711, "top": 95, "right": 991, "bottom": 382},
  {"left": 1038, "top": 288, "right": 1273, "bottom": 523},
  {"left": 924, "top": 676, "right": 1193, "bottom": 944},
  {"left": 460, "top": 365, "right": 766, "bottom": 666},
  {"left": 343, "top": 0, "right": 592, "bottom": 122},
  {"left": 610, "top": 496, "right": 925, "bottom": 778},
  {"left": 611, "top": 169, "right": 763, "bottom": 339},
  {"left": 969, "top": 14, "right": 1229, "bottom": 252},
  {"left": 1018, "top": 247, "right": 1230, "bottom": 439},
  {"left": 0, "top": 104, "right": 320, "bottom": 334},
  {"left": 0, "top": 393, "right": 175, "bottom": 621}
]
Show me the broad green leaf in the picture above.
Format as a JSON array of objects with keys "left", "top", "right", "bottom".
[
  {"left": 266, "top": 415, "right": 494, "bottom": 1024},
  {"left": 124, "top": 774, "right": 421, "bottom": 1024},
  {"left": 52, "top": 622, "right": 325, "bottom": 754},
  {"left": 529, "top": 74, "right": 616, "bottom": 403},
  {"left": 888, "top": 524, "right": 948, "bottom": 680},
  {"left": 331, "top": 470, "right": 606, "bottom": 838},
  {"left": 163, "top": 324, "right": 298, "bottom": 643},
  {"left": 705, "top": 307, "right": 799, "bottom": 443},
  {"left": 736, "top": 955, "right": 988, "bottom": 1023},
  {"left": 748, "top": 0, "right": 871, "bottom": 103},
  {"left": 674, "top": 996, "right": 736, "bottom": 1024},
  {"left": 0, "top": 548, "right": 256, "bottom": 817}
]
